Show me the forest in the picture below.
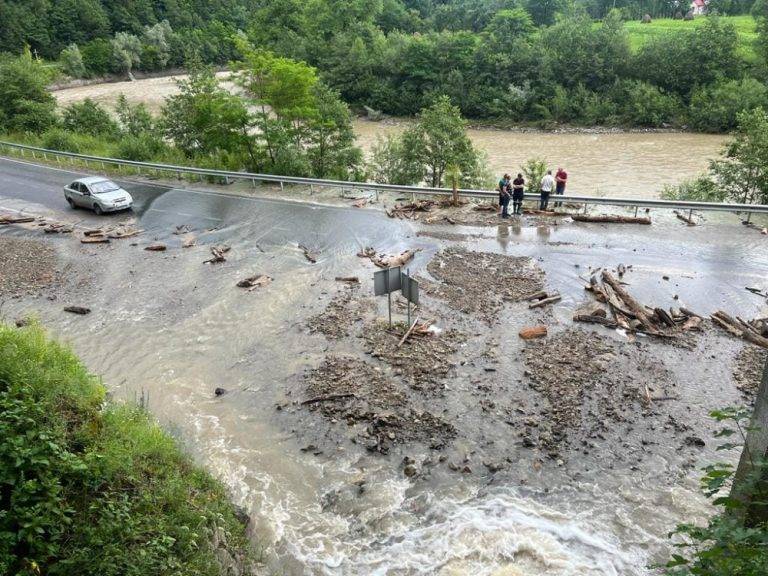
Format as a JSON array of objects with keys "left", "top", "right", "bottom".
[{"left": 2, "top": 0, "right": 768, "bottom": 131}]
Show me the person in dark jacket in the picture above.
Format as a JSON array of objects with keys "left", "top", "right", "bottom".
[
  {"left": 512, "top": 173, "right": 525, "bottom": 215},
  {"left": 497, "top": 174, "right": 510, "bottom": 215}
]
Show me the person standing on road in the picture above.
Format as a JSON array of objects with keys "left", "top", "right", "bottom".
[
  {"left": 512, "top": 173, "right": 525, "bottom": 215},
  {"left": 554, "top": 167, "right": 568, "bottom": 208},
  {"left": 498, "top": 173, "right": 511, "bottom": 216},
  {"left": 540, "top": 170, "right": 555, "bottom": 211}
]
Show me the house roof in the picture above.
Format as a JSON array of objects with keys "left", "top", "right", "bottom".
[{"left": 693, "top": 0, "right": 706, "bottom": 6}]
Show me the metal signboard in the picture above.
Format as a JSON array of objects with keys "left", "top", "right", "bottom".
[
  {"left": 400, "top": 274, "right": 419, "bottom": 306},
  {"left": 373, "top": 266, "right": 401, "bottom": 296}
]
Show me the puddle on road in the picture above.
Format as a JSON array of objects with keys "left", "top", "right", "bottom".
[{"left": 3, "top": 193, "right": 768, "bottom": 576}]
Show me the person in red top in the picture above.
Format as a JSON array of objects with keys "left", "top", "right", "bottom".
[{"left": 554, "top": 167, "right": 567, "bottom": 208}]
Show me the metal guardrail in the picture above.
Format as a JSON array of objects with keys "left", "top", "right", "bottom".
[{"left": 2, "top": 140, "right": 768, "bottom": 217}]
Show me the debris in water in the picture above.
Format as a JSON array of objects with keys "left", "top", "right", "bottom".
[
  {"left": 236, "top": 274, "right": 272, "bottom": 291},
  {"left": 145, "top": 243, "right": 167, "bottom": 252},
  {"left": 64, "top": 306, "right": 91, "bottom": 315},
  {"left": 203, "top": 244, "right": 230, "bottom": 263}
]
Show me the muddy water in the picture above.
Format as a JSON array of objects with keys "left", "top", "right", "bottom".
[
  {"left": 4, "top": 181, "right": 767, "bottom": 576},
  {"left": 354, "top": 120, "right": 725, "bottom": 199}
]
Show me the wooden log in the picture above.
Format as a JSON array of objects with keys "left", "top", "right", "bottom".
[
  {"left": 81, "top": 236, "right": 109, "bottom": 244},
  {"left": 601, "top": 282, "right": 634, "bottom": 318},
  {"left": 529, "top": 294, "right": 561, "bottom": 309},
  {"left": 519, "top": 325, "right": 547, "bottom": 340},
  {"left": 523, "top": 290, "right": 548, "bottom": 302},
  {"left": 145, "top": 243, "right": 167, "bottom": 252},
  {"left": 742, "top": 330, "right": 768, "bottom": 350},
  {"left": 335, "top": 276, "right": 360, "bottom": 283},
  {"left": 299, "top": 244, "right": 317, "bottom": 263},
  {"left": 674, "top": 210, "right": 697, "bottom": 226},
  {"left": 64, "top": 306, "right": 91, "bottom": 315},
  {"left": 83, "top": 229, "right": 105, "bottom": 237},
  {"left": 572, "top": 214, "right": 651, "bottom": 225},
  {"left": 573, "top": 314, "right": 618, "bottom": 328},
  {"left": 654, "top": 307, "right": 676, "bottom": 327},
  {"left": 680, "top": 307, "right": 701, "bottom": 318},
  {"left": 236, "top": 274, "right": 272, "bottom": 290},
  {"left": 0, "top": 216, "right": 35, "bottom": 224},
  {"left": 711, "top": 313, "right": 742, "bottom": 337},
  {"left": 398, "top": 316, "right": 421, "bottom": 347},
  {"left": 602, "top": 271, "right": 657, "bottom": 333}
]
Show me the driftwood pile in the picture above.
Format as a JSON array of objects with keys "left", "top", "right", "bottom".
[
  {"left": 711, "top": 311, "right": 768, "bottom": 349},
  {"left": 79, "top": 225, "right": 142, "bottom": 243},
  {"left": 578, "top": 270, "right": 701, "bottom": 336},
  {"left": 203, "top": 244, "right": 230, "bottom": 263},
  {"left": 357, "top": 247, "right": 420, "bottom": 269},
  {"left": 387, "top": 200, "right": 435, "bottom": 219}
]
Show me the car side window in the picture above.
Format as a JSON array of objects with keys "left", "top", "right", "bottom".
[
  {"left": 81, "top": 184, "right": 90, "bottom": 195},
  {"left": 70, "top": 182, "right": 80, "bottom": 192}
]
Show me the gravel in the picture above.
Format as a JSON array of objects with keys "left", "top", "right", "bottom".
[{"left": 0, "top": 236, "right": 59, "bottom": 297}]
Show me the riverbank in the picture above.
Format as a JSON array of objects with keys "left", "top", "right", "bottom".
[{"left": 0, "top": 321, "right": 261, "bottom": 575}]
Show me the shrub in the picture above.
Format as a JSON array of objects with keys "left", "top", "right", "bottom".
[
  {"left": 616, "top": 80, "right": 682, "bottom": 127},
  {"left": 661, "top": 176, "right": 726, "bottom": 202},
  {"left": 0, "top": 322, "right": 254, "bottom": 575},
  {"left": 115, "top": 133, "right": 167, "bottom": 161},
  {"left": 62, "top": 99, "right": 118, "bottom": 137},
  {"left": 41, "top": 129, "right": 82, "bottom": 153},
  {"left": 81, "top": 39, "right": 112, "bottom": 77}
]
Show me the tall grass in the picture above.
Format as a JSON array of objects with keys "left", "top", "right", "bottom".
[{"left": 0, "top": 322, "right": 254, "bottom": 575}]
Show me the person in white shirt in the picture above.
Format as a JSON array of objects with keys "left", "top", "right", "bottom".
[{"left": 540, "top": 170, "right": 555, "bottom": 210}]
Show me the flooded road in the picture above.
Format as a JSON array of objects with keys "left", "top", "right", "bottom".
[
  {"left": 2, "top": 159, "right": 767, "bottom": 576},
  {"left": 354, "top": 119, "right": 725, "bottom": 200}
]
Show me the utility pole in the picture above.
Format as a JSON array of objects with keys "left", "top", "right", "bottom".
[{"left": 731, "top": 355, "right": 768, "bottom": 526}]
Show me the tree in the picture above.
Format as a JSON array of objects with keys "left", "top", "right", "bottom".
[
  {"left": 115, "top": 94, "right": 154, "bottom": 136},
  {"left": 484, "top": 8, "right": 535, "bottom": 53},
  {"left": 81, "top": 38, "right": 113, "bottom": 76},
  {"left": 305, "top": 84, "right": 364, "bottom": 179},
  {"left": 60, "top": 43, "right": 86, "bottom": 78},
  {"left": 161, "top": 66, "right": 254, "bottom": 165},
  {"left": 709, "top": 107, "right": 768, "bottom": 205},
  {"left": 0, "top": 51, "right": 57, "bottom": 133},
  {"left": 400, "top": 95, "right": 488, "bottom": 188},
  {"left": 141, "top": 20, "right": 174, "bottom": 70},
  {"left": 526, "top": 0, "right": 571, "bottom": 26},
  {"left": 369, "top": 134, "right": 423, "bottom": 185},
  {"left": 111, "top": 32, "right": 142, "bottom": 76},
  {"left": 689, "top": 78, "right": 768, "bottom": 133}
]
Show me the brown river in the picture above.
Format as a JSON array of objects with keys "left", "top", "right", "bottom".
[{"left": 353, "top": 119, "right": 725, "bottom": 199}]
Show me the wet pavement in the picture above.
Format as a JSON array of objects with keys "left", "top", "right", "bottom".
[{"left": 2, "top": 156, "right": 768, "bottom": 576}]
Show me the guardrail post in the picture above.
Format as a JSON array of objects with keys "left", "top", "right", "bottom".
[
  {"left": 411, "top": 192, "right": 415, "bottom": 202},
  {"left": 310, "top": 184, "right": 314, "bottom": 194},
  {"left": 634, "top": 206, "right": 638, "bottom": 218},
  {"left": 689, "top": 209, "right": 693, "bottom": 221},
  {"left": 31, "top": 150, "right": 36, "bottom": 159},
  {"left": 224, "top": 176, "right": 229, "bottom": 185},
  {"left": 280, "top": 182, "right": 284, "bottom": 191},
  {"left": 747, "top": 211, "right": 752, "bottom": 224}
]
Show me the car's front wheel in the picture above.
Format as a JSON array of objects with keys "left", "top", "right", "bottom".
[
  {"left": 66, "top": 196, "right": 76, "bottom": 209},
  {"left": 93, "top": 204, "right": 103, "bottom": 216}
]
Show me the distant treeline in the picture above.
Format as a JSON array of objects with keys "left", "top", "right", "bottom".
[{"left": 2, "top": 0, "right": 768, "bottom": 131}]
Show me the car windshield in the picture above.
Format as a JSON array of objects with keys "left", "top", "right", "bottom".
[{"left": 89, "top": 181, "right": 120, "bottom": 194}]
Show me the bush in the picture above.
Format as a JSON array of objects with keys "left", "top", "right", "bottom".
[
  {"left": 41, "top": 129, "right": 81, "bottom": 153},
  {"left": 616, "top": 80, "right": 682, "bottom": 127},
  {"left": 0, "top": 322, "right": 253, "bottom": 575},
  {"left": 0, "top": 52, "right": 57, "bottom": 134},
  {"left": 661, "top": 176, "right": 726, "bottom": 202},
  {"left": 115, "top": 133, "right": 167, "bottom": 161},
  {"left": 81, "top": 39, "right": 112, "bottom": 76},
  {"left": 689, "top": 78, "right": 768, "bottom": 132},
  {"left": 62, "top": 99, "right": 118, "bottom": 137}
]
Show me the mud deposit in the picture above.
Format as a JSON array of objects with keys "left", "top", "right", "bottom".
[
  {"left": 302, "top": 356, "right": 455, "bottom": 454},
  {"left": 306, "top": 284, "right": 372, "bottom": 339},
  {"left": 523, "top": 329, "right": 675, "bottom": 456},
  {"left": 423, "top": 246, "right": 544, "bottom": 320},
  {"left": 733, "top": 345, "right": 768, "bottom": 396},
  {"left": 0, "top": 237, "right": 59, "bottom": 297}
]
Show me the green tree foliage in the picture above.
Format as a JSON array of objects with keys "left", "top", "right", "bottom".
[
  {"left": 62, "top": 99, "right": 119, "bottom": 136},
  {"left": 59, "top": 43, "right": 86, "bottom": 78},
  {"left": 689, "top": 78, "right": 768, "bottom": 133},
  {"left": 0, "top": 322, "right": 253, "bottom": 576},
  {"left": 526, "top": 0, "right": 571, "bottom": 26},
  {"left": 115, "top": 94, "right": 155, "bottom": 136},
  {"left": 369, "top": 134, "right": 423, "bottom": 185},
  {"left": 141, "top": 20, "right": 174, "bottom": 70},
  {"left": 664, "top": 407, "right": 768, "bottom": 575},
  {"left": 161, "top": 66, "right": 253, "bottom": 164},
  {"left": 80, "top": 38, "right": 113, "bottom": 76},
  {"left": 111, "top": 32, "right": 142, "bottom": 76},
  {"left": 709, "top": 107, "right": 768, "bottom": 204},
  {"left": 616, "top": 80, "right": 682, "bottom": 127},
  {"left": 521, "top": 157, "right": 547, "bottom": 193},
  {"left": 0, "top": 51, "right": 57, "bottom": 133},
  {"left": 399, "top": 95, "right": 489, "bottom": 187}
]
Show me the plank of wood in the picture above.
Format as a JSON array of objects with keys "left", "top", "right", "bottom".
[
  {"left": 398, "top": 316, "right": 421, "bottom": 348},
  {"left": 523, "top": 290, "right": 548, "bottom": 302}
]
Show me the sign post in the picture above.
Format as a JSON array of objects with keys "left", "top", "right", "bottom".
[{"left": 373, "top": 266, "right": 402, "bottom": 328}]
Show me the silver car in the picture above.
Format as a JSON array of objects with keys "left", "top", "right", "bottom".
[{"left": 64, "top": 177, "right": 133, "bottom": 215}]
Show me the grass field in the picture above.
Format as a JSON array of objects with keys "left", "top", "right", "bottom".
[{"left": 623, "top": 15, "right": 758, "bottom": 61}]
